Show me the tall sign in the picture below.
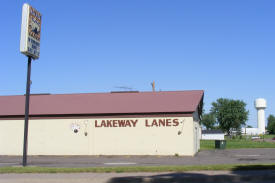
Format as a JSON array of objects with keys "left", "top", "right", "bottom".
[
  {"left": 20, "top": 3, "right": 42, "bottom": 59},
  {"left": 20, "top": 3, "right": 42, "bottom": 167}
]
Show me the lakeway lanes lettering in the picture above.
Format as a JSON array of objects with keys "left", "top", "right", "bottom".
[
  {"left": 145, "top": 118, "right": 179, "bottom": 127},
  {"left": 94, "top": 118, "right": 180, "bottom": 128},
  {"left": 95, "top": 119, "right": 138, "bottom": 127}
]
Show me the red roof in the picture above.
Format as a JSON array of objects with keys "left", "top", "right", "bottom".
[{"left": 0, "top": 90, "right": 204, "bottom": 117}]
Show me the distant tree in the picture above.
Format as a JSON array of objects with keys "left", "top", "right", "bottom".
[
  {"left": 246, "top": 125, "right": 253, "bottom": 128},
  {"left": 267, "top": 115, "right": 275, "bottom": 134},
  {"left": 201, "top": 113, "right": 216, "bottom": 130},
  {"left": 210, "top": 98, "right": 249, "bottom": 135}
]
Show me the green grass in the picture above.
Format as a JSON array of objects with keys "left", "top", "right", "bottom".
[
  {"left": 1, "top": 164, "right": 275, "bottom": 173},
  {"left": 262, "top": 134, "right": 275, "bottom": 139},
  {"left": 201, "top": 137, "right": 275, "bottom": 150}
]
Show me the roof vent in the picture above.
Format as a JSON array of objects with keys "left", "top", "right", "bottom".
[
  {"left": 110, "top": 91, "right": 139, "bottom": 93},
  {"left": 24, "top": 93, "right": 51, "bottom": 96}
]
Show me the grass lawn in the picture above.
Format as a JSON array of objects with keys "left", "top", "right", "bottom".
[
  {"left": 1, "top": 164, "right": 275, "bottom": 173},
  {"left": 262, "top": 134, "right": 275, "bottom": 139},
  {"left": 201, "top": 135, "right": 275, "bottom": 150}
]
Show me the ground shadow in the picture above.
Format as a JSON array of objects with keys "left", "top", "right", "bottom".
[
  {"left": 107, "top": 165, "right": 275, "bottom": 183},
  {"left": 232, "top": 164, "right": 275, "bottom": 171}
]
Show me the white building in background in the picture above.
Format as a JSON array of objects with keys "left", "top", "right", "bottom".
[
  {"left": 201, "top": 130, "right": 224, "bottom": 140},
  {"left": 241, "top": 127, "right": 259, "bottom": 135}
]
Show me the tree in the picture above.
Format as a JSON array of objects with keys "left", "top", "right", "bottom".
[
  {"left": 201, "top": 113, "right": 216, "bottom": 130},
  {"left": 267, "top": 115, "right": 275, "bottom": 134},
  {"left": 210, "top": 98, "right": 249, "bottom": 135},
  {"left": 246, "top": 125, "right": 253, "bottom": 128}
]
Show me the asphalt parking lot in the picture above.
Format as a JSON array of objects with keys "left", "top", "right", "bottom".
[{"left": 1, "top": 148, "right": 275, "bottom": 167}]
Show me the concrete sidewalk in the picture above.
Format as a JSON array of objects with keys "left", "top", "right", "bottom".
[{"left": 1, "top": 170, "right": 275, "bottom": 183}]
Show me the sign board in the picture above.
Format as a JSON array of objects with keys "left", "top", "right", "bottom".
[{"left": 20, "top": 3, "right": 42, "bottom": 59}]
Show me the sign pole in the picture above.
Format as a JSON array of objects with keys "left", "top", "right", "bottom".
[
  {"left": 20, "top": 3, "right": 41, "bottom": 166},
  {"left": 23, "top": 56, "right": 32, "bottom": 167}
]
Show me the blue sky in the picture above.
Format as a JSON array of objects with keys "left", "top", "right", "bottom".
[{"left": 1, "top": 0, "right": 274, "bottom": 127}]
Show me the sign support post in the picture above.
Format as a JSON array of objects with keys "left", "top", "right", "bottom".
[{"left": 22, "top": 56, "right": 32, "bottom": 167}]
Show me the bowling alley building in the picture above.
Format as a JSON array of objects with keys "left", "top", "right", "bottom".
[{"left": 0, "top": 90, "right": 204, "bottom": 156}]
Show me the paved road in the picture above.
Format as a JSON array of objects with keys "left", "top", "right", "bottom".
[
  {"left": 1, "top": 170, "right": 275, "bottom": 183},
  {"left": 1, "top": 148, "right": 275, "bottom": 167}
]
